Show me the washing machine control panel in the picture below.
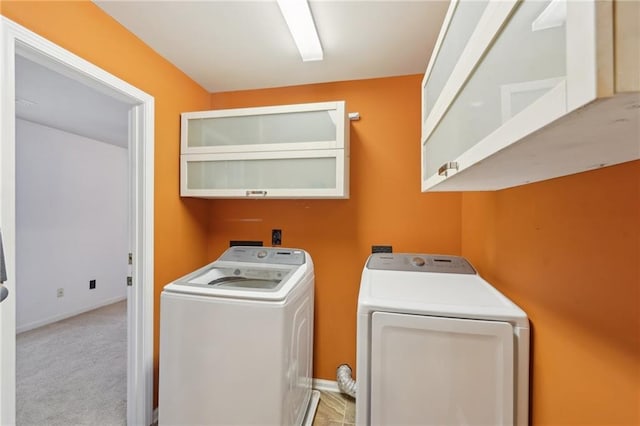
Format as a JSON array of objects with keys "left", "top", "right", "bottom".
[
  {"left": 220, "top": 246, "right": 306, "bottom": 265},
  {"left": 367, "top": 253, "right": 476, "bottom": 274}
]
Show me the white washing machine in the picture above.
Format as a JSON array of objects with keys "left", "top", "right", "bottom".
[
  {"left": 356, "top": 253, "right": 529, "bottom": 426},
  {"left": 159, "top": 246, "right": 314, "bottom": 425}
]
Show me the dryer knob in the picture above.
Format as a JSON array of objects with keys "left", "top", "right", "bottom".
[
  {"left": 257, "top": 250, "right": 268, "bottom": 259},
  {"left": 411, "top": 257, "right": 426, "bottom": 267}
]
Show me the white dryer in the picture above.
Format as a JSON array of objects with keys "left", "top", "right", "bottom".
[
  {"left": 159, "top": 246, "right": 314, "bottom": 425},
  {"left": 356, "top": 253, "right": 529, "bottom": 426}
]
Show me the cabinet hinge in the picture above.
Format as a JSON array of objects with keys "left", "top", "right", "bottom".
[{"left": 127, "top": 276, "right": 133, "bottom": 287}]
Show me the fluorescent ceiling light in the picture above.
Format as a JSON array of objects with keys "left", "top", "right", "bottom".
[{"left": 277, "top": 0, "right": 323, "bottom": 61}]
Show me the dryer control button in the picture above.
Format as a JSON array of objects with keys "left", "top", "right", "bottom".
[
  {"left": 257, "top": 250, "right": 268, "bottom": 259},
  {"left": 411, "top": 257, "right": 425, "bottom": 267}
]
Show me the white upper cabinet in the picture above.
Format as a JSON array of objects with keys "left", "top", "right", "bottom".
[
  {"left": 181, "top": 101, "right": 349, "bottom": 198},
  {"left": 421, "top": 0, "right": 640, "bottom": 191}
]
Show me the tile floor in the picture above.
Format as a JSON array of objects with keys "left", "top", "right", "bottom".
[{"left": 312, "top": 390, "right": 355, "bottom": 426}]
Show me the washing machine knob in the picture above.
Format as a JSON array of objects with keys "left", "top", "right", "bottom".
[
  {"left": 411, "top": 257, "right": 425, "bottom": 267},
  {"left": 257, "top": 250, "right": 268, "bottom": 259}
]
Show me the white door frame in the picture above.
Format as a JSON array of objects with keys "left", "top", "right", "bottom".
[{"left": 0, "top": 17, "right": 154, "bottom": 426}]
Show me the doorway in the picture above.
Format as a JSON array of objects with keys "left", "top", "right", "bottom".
[
  {"left": 15, "top": 52, "right": 129, "bottom": 423},
  {"left": 0, "top": 17, "right": 155, "bottom": 425}
]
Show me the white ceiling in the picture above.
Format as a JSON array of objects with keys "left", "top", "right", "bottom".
[
  {"left": 15, "top": 55, "right": 131, "bottom": 148},
  {"left": 14, "top": 1, "right": 450, "bottom": 148},
  {"left": 94, "top": 0, "right": 450, "bottom": 93}
]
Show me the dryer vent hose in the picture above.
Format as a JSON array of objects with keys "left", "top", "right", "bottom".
[{"left": 336, "top": 364, "right": 356, "bottom": 398}]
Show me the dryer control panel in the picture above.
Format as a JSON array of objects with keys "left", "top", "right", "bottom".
[
  {"left": 220, "top": 246, "right": 306, "bottom": 265},
  {"left": 367, "top": 253, "right": 476, "bottom": 274}
]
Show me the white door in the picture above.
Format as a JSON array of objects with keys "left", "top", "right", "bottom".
[
  {"left": 0, "top": 17, "right": 155, "bottom": 425},
  {"left": 370, "top": 312, "right": 515, "bottom": 426}
]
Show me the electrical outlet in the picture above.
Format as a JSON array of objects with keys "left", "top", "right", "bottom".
[
  {"left": 57, "top": 288, "right": 64, "bottom": 298},
  {"left": 272, "top": 229, "right": 282, "bottom": 246},
  {"left": 89, "top": 280, "right": 96, "bottom": 290}
]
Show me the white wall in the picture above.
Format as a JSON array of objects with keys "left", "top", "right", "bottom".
[{"left": 16, "top": 119, "right": 128, "bottom": 333}]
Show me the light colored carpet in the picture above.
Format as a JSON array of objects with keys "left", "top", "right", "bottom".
[{"left": 17, "top": 300, "right": 127, "bottom": 426}]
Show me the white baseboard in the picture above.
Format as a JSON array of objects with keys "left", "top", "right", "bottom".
[
  {"left": 16, "top": 295, "right": 127, "bottom": 334},
  {"left": 312, "top": 378, "right": 342, "bottom": 393}
]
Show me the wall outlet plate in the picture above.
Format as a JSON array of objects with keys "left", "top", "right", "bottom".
[
  {"left": 272, "top": 229, "right": 282, "bottom": 246},
  {"left": 56, "top": 288, "right": 64, "bottom": 298},
  {"left": 372, "top": 245, "right": 393, "bottom": 254}
]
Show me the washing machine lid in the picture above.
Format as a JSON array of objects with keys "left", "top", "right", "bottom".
[
  {"left": 359, "top": 254, "right": 528, "bottom": 327},
  {"left": 163, "top": 247, "right": 311, "bottom": 301},
  {"left": 184, "top": 265, "right": 293, "bottom": 291}
]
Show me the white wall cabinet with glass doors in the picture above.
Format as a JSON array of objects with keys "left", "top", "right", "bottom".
[
  {"left": 421, "top": 0, "right": 639, "bottom": 191},
  {"left": 181, "top": 101, "right": 349, "bottom": 198}
]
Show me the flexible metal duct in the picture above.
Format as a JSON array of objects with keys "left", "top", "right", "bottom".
[{"left": 336, "top": 364, "right": 356, "bottom": 398}]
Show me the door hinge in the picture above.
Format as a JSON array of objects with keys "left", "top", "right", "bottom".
[
  {"left": 127, "top": 276, "right": 133, "bottom": 286},
  {"left": 128, "top": 253, "right": 132, "bottom": 265}
]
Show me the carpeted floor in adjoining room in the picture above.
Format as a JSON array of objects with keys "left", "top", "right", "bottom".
[{"left": 16, "top": 300, "right": 127, "bottom": 426}]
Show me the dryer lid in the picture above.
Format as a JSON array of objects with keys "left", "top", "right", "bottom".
[{"left": 359, "top": 254, "right": 528, "bottom": 327}]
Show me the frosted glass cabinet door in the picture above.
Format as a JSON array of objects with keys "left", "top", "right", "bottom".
[
  {"left": 180, "top": 100, "right": 350, "bottom": 199},
  {"left": 181, "top": 150, "right": 348, "bottom": 199},
  {"left": 421, "top": 0, "right": 490, "bottom": 134},
  {"left": 182, "top": 101, "right": 346, "bottom": 154},
  {"left": 422, "top": 0, "right": 568, "bottom": 187}
]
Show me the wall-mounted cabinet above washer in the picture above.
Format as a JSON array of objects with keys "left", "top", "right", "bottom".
[
  {"left": 421, "top": 0, "right": 640, "bottom": 191},
  {"left": 181, "top": 101, "right": 349, "bottom": 198}
]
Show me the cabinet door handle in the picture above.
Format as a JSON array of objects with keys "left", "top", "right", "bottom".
[
  {"left": 246, "top": 190, "right": 267, "bottom": 197},
  {"left": 438, "top": 162, "right": 459, "bottom": 177}
]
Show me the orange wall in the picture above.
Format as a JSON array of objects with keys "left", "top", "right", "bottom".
[
  {"left": 1, "top": 0, "right": 212, "bottom": 404},
  {"left": 461, "top": 160, "right": 640, "bottom": 425},
  {"left": 5, "top": 3, "right": 638, "bottom": 424},
  {"left": 208, "top": 76, "right": 463, "bottom": 379}
]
